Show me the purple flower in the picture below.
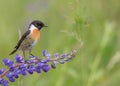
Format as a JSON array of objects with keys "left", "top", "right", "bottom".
[
  {"left": 51, "top": 64, "right": 56, "bottom": 69},
  {"left": 27, "top": 59, "right": 34, "bottom": 63},
  {"left": 8, "top": 77, "right": 15, "bottom": 82},
  {"left": 0, "top": 78, "right": 4, "bottom": 84},
  {"left": 6, "top": 72, "right": 15, "bottom": 82},
  {"left": 14, "top": 54, "right": 24, "bottom": 63},
  {"left": 37, "top": 62, "right": 45, "bottom": 68},
  {"left": 59, "top": 60, "right": 65, "bottom": 64},
  {"left": 27, "top": 65, "right": 35, "bottom": 74},
  {"left": 21, "top": 69, "right": 27, "bottom": 76},
  {"left": 42, "top": 64, "right": 50, "bottom": 72},
  {"left": 19, "top": 63, "right": 27, "bottom": 69},
  {"left": 0, "top": 78, "right": 8, "bottom": 86},
  {"left": 9, "top": 64, "right": 16, "bottom": 72},
  {"left": 41, "top": 58, "right": 50, "bottom": 63},
  {"left": 6, "top": 72, "right": 14, "bottom": 78},
  {"left": 55, "top": 53, "right": 59, "bottom": 57},
  {"left": 3, "top": 58, "right": 14, "bottom": 67},
  {"left": 14, "top": 68, "right": 21, "bottom": 78},
  {"left": 35, "top": 66, "right": 41, "bottom": 73},
  {"left": 0, "top": 69, "right": 4, "bottom": 74},
  {"left": 60, "top": 54, "right": 66, "bottom": 59},
  {"left": 46, "top": 54, "right": 52, "bottom": 57},
  {"left": 43, "top": 50, "right": 47, "bottom": 56}
]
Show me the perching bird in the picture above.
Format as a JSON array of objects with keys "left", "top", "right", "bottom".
[{"left": 9, "top": 20, "right": 47, "bottom": 57}]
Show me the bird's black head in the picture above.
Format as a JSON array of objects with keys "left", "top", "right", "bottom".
[{"left": 30, "top": 20, "right": 47, "bottom": 30}]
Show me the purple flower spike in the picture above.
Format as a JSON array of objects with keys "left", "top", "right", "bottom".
[
  {"left": 3, "top": 58, "right": 14, "bottom": 67},
  {"left": 0, "top": 50, "right": 76, "bottom": 86}
]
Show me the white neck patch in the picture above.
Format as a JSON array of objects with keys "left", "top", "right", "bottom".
[{"left": 29, "top": 24, "right": 38, "bottom": 32}]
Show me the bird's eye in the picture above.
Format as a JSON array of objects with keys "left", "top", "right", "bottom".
[{"left": 37, "top": 23, "right": 41, "bottom": 26}]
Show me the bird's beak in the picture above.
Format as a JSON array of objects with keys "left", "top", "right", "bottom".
[{"left": 44, "top": 25, "right": 48, "bottom": 27}]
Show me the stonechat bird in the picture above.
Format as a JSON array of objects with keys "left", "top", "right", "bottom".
[{"left": 9, "top": 20, "right": 47, "bottom": 57}]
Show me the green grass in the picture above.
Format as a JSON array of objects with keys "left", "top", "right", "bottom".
[{"left": 0, "top": 0, "right": 120, "bottom": 86}]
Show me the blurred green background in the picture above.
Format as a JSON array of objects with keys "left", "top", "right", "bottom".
[{"left": 0, "top": 0, "right": 120, "bottom": 86}]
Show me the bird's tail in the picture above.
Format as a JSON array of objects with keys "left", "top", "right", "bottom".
[{"left": 9, "top": 49, "right": 17, "bottom": 55}]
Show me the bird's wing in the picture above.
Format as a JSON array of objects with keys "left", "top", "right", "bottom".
[{"left": 14, "top": 30, "right": 31, "bottom": 49}]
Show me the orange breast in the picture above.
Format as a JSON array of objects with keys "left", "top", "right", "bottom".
[{"left": 30, "top": 29, "right": 40, "bottom": 41}]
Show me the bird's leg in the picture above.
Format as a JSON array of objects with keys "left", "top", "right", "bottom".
[
  {"left": 23, "top": 50, "right": 26, "bottom": 58},
  {"left": 29, "top": 50, "right": 35, "bottom": 57}
]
